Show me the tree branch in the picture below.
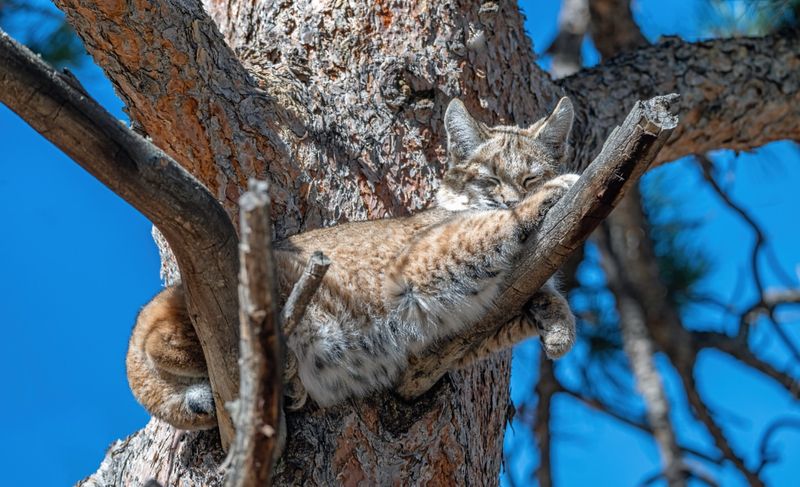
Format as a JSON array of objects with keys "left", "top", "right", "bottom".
[
  {"left": 280, "top": 251, "right": 331, "bottom": 337},
  {"left": 534, "top": 354, "right": 557, "bottom": 487},
  {"left": 587, "top": 0, "right": 647, "bottom": 58},
  {"left": 53, "top": 0, "right": 290, "bottom": 213},
  {"left": 692, "top": 331, "right": 799, "bottom": 400},
  {"left": 226, "top": 181, "right": 282, "bottom": 487},
  {"left": 0, "top": 29, "right": 239, "bottom": 448},
  {"left": 563, "top": 33, "right": 800, "bottom": 169},
  {"left": 598, "top": 225, "right": 686, "bottom": 486},
  {"left": 677, "top": 360, "right": 765, "bottom": 486},
  {"left": 397, "top": 94, "right": 679, "bottom": 398}
]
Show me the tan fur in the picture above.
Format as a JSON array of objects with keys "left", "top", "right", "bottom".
[{"left": 126, "top": 97, "right": 578, "bottom": 430}]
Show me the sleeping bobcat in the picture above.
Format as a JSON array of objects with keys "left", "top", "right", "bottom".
[{"left": 126, "top": 97, "right": 579, "bottom": 430}]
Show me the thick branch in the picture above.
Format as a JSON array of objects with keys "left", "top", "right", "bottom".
[
  {"left": 397, "top": 94, "right": 679, "bottom": 398},
  {"left": 53, "top": 0, "right": 290, "bottom": 213},
  {"left": 563, "top": 33, "right": 800, "bottom": 169},
  {"left": 227, "top": 181, "right": 282, "bottom": 487},
  {"left": 0, "top": 30, "right": 239, "bottom": 447}
]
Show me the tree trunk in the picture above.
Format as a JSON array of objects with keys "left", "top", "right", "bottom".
[{"left": 71, "top": 1, "right": 557, "bottom": 485}]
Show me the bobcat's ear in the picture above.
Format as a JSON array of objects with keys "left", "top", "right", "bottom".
[
  {"left": 445, "top": 99, "right": 488, "bottom": 165},
  {"left": 531, "top": 97, "right": 573, "bottom": 159}
]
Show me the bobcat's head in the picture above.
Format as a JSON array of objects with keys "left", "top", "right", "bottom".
[{"left": 437, "top": 97, "right": 574, "bottom": 211}]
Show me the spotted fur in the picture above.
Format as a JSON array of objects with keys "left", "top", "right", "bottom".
[{"left": 126, "top": 97, "right": 579, "bottom": 430}]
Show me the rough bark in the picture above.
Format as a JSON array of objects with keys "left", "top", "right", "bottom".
[{"left": 562, "top": 34, "right": 800, "bottom": 168}]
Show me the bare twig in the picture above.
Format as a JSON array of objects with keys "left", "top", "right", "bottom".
[
  {"left": 755, "top": 418, "right": 800, "bottom": 474},
  {"left": 226, "top": 181, "right": 283, "bottom": 487},
  {"left": 0, "top": 29, "right": 240, "bottom": 447},
  {"left": 397, "top": 94, "right": 679, "bottom": 398},
  {"left": 281, "top": 251, "right": 331, "bottom": 337},
  {"left": 698, "top": 155, "right": 800, "bottom": 363},
  {"left": 692, "top": 331, "right": 799, "bottom": 400},
  {"left": 743, "top": 289, "right": 800, "bottom": 325},
  {"left": 559, "top": 387, "right": 721, "bottom": 465},
  {"left": 678, "top": 361, "right": 764, "bottom": 486}
]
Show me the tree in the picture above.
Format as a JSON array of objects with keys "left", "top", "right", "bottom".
[{"left": 0, "top": 0, "right": 797, "bottom": 485}]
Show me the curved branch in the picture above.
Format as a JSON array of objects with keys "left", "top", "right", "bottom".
[
  {"left": 397, "top": 94, "right": 679, "bottom": 398},
  {"left": 677, "top": 360, "right": 764, "bottom": 486},
  {"left": 693, "top": 331, "right": 799, "bottom": 400},
  {"left": 0, "top": 30, "right": 239, "bottom": 448},
  {"left": 563, "top": 33, "right": 800, "bottom": 169},
  {"left": 53, "top": 0, "right": 290, "bottom": 212}
]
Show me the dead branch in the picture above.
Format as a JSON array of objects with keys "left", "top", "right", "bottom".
[
  {"left": 397, "top": 94, "right": 679, "bottom": 398},
  {"left": 281, "top": 251, "right": 331, "bottom": 337},
  {"left": 598, "top": 223, "right": 686, "bottom": 487},
  {"left": 0, "top": 29, "right": 240, "bottom": 447},
  {"left": 226, "top": 181, "right": 283, "bottom": 487},
  {"left": 698, "top": 155, "right": 800, "bottom": 363},
  {"left": 692, "top": 331, "right": 799, "bottom": 400},
  {"left": 677, "top": 360, "right": 765, "bottom": 486}
]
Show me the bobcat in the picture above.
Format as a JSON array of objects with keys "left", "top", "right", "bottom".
[{"left": 126, "top": 97, "right": 579, "bottom": 430}]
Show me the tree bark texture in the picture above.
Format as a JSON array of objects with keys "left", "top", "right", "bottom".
[
  {"left": 562, "top": 34, "right": 800, "bottom": 168},
  {"left": 51, "top": 0, "right": 797, "bottom": 485}
]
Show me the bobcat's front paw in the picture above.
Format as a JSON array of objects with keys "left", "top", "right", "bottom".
[
  {"left": 543, "top": 173, "right": 580, "bottom": 193},
  {"left": 540, "top": 313, "right": 576, "bottom": 359},
  {"left": 539, "top": 173, "right": 580, "bottom": 210}
]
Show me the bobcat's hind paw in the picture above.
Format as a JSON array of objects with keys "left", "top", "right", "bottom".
[
  {"left": 185, "top": 382, "right": 216, "bottom": 417},
  {"left": 540, "top": 312, "right": 576, "bottom": 359}
]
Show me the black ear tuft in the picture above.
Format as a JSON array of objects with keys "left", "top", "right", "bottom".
[
  {"left": 532, "top": 97, "right": 574, "bottom": 158},
  {"left": 444, "top": 99, "right": 488, "bottom": 165}
]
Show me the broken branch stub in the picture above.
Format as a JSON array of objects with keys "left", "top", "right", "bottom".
[{"left": 226, "top": 181, "right": 283, "bottom": 487}]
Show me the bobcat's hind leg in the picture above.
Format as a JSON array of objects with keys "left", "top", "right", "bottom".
[
  {"left": 456, "top": 278, "right": 576, "bottom": 367},
  {"left": 127, "top": 286, "right": 216, "bottom": 430}
]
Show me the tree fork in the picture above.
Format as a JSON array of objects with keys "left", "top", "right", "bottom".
[{"left": 0, "top": 29, "right": 240, "bottom": 448}]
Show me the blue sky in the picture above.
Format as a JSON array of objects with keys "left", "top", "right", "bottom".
[{"left": 0, "top": 1, "right": 798, "bottom": 486}]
